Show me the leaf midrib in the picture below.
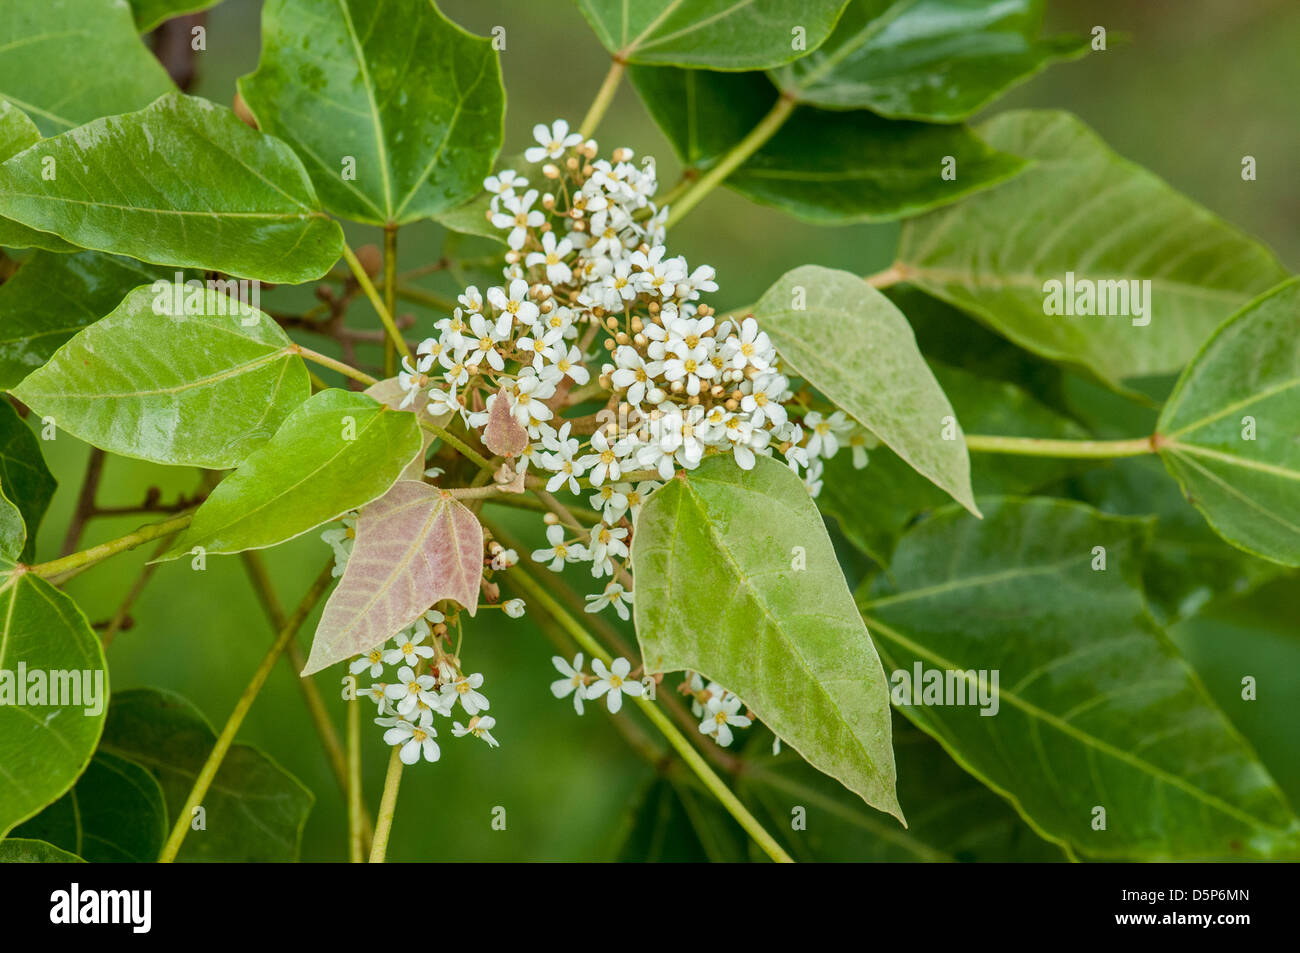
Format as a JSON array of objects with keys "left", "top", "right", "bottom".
[{"left": 861, "top": 613, "right": 1291, "bottom": 835}]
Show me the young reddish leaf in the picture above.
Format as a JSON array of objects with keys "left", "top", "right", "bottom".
[
  {"left": 302, "top": 481, "right": 483, "bottom": 675},
  {"left": 483, "top": 386, "right": 529, "bottom": 457}
]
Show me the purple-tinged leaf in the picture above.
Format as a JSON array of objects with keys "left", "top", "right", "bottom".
[
  {"left": 303, "top": 481, "right": 483, "bottom": 675},
  {"left": 483, "top": 386, "right": 528, "bottom": 457}
]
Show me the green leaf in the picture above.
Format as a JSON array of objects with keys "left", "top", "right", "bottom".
[
  {"left": 1172, "top": 577, "right": 1300, "bottom": 810},
  {"left": 12, "top": 751, "right": 168, "bottom": 862},
  {"left": 755, "top": 265, "right": 977, "bottom": 513},
  {"left": 896, "top": 110, "right": 1290, "bottom": 389},
  {"left": 576, "top": 0, "right": 851, "bottom": 69},
  {"left": 13, "top": 284, "right": 310, "bottom": 469},
  {"left": 303, "top": 480, "right": 483, "bottom": 676},
  {"left": 771, "top": 0, "right": 1088, "bottom": 121},
  {"left": 816, "top": 360, "right": 1088, "bottom": 565},
  {"left": 100, "top": 688, "right": 314, "bottom": 862},
  {"left": 1076, "top": 456, "right": 1281, "bottom": 624},
  {"left": 740, "top": 716, "right": 1064, "bottom": 861},
  {"left": 163, "top": 388, "right": 423, "bottom": 559},
  {"left": 131, "top": 0, "right": 225, "bottom": 33},
  {"left": 0, "top": 483, "right": 22, "bottom": 561},
  {"left": 632, "top": 454, "right": 902, "bottom": 821},
  {"left": 1155, "top": 278, "right": 1300, "bottom": 566},
  {"left": 0, "top": 561, "right": 107, "bottom": 839},
  {"left": 616, "top": 774, "right": 748, "bottom": 862},
  {"left": 0, "top": 401, "right": 56, "bottom": 563},
  {"left": 0, "top": 251, "right": 179, "bottom": 390},
  {"left": 0, "top": 93, "right": 345, "bottom": 284},
  {"left": 857, "top": 497, "right": 1300, "bottom": 860},
  {"left": 0, "top": 0, "right": 174, "bottom": 136},
  {"left": 629, "top": 68, "right": 1025, "bottom": 223},
  {"left": 0, "top": 838, "right": 85, "bottom": 862},
  {"left": 239, "top": 0, "right": 504, "bottom": 226},
  {"left": 0, "top": 100, "right": 79, "bottom": 252}
]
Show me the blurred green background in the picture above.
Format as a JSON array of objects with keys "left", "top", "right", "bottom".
[{"left": 30, "top": 0, "right": 1299, "bottom": 861}]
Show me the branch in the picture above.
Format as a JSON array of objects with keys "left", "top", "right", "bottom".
[
  {"left": 665, "top": 92, "right": 797, "bottom": 229},
  {"left": 342, "top": 243, "right": 413, "bottom": 361},
  {"left": 579, "top": 58, "right": 626, "bottom": 138},
  {"left": 237, "top": 550, "right": 374, "bottom": 854},
  {"left": 28, "top": 512, "right": 195, "bottom": 583},
  {"left": 60, "top": 448, "right": 106, "bottom": 556},
  {"left": 158, "top": 561, "right": 335, "bottom": 863}
]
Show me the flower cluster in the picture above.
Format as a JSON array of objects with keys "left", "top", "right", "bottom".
[
  {"left": 327, "top": 119, "right": 876, "bottom": 768},
  {"left": 550, "top": 656, "right": 755, "bottom": 750},
  {"left": 350, "top": 610, "right": 497, "bottom": 764},
  {"left": 397, "top": 119, "right": 874, "bottom": 620},
  {"left": 325, "top": 517, "right": 520, "bottom": 761}
]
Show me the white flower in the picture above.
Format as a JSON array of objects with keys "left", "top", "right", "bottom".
[
  {"left": 588, "top": 523, "right": 628, "bottom": 577},
  {"left": 452, "top": 715, "right": 500, "bottom": 747},
  {"left": 579, "top": 430, "right": 632, "bottom": 487},
  {"left": 584, "top": 581, "right": 632, "bottom": 620},
  {"left": 525, "top": 231, "right": 574, "bottom": 285},
  {"left": 699, "top": 693, "right": 752, "bottom": 747},
  {"left": 549, "top": 344, "right": 591, "bottom": 385},
  {"left": 803, "top": 410, "right": 852, "bottom": 459},
  {"left": 484, "top": 170, "right": 526, "bottom": 206},
  {"left": 586, "top": 657, "right": 644, "bottom": 713},
  {"left": 321, "top": 516, "right": 356, "bottom": 576},
  {"left": 491, "top": 189, "right": 544, "bottom": 250},
  {"left": 550, "top": 652, "right": 587, "bottom": 715},
  {"left": 385, "top": 665, "right": 440, "bottom": 717},
  {"left": 727, "top": 317, "right": 773, "bottom": 372},
  {"left": 531, "top": 523, "right": 589, "bottom": 571},
  {"left": 741, "top": 373, "right": 789, "bottom": 429},
  {"left": 512, "top": 369, "right": 556, "bottom": 427},
  {"left": 361, "top": 682, "right": 391, "bottom": 713},
  {"left": 503, "top": 598, "right": 526, "bottom": 618},
  {"left": 382, "top": 628, "right": 435, "bottom": 667},
  {"left": 384, "top": 719, "right": 441, "bottom": 764},
  {"left": 443, "top": 672, "right": 490, "bottom": 715},
  {"left": 848, "top": 430, "right": 874, "bottom": 469},
  {"left": 610, "top": 345, "right": 661, "bottom": 407},
  {"left": 525, "top": 119, "right": 582, "bottom": 163},
  {"left": 349, "top": 646, "right": 386, "bottom": 678},
  {"left": 487, "top": 277, "right": 539, "bottom": 328},
  {"left": 542, "top": 439, "right": 588, "bottom": 494}
]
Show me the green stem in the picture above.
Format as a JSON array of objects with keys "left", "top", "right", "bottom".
[
  {"left": 238, "top": 550, "right": 372, "bottom": 853},
  {"left": 28, "top": 512, "right": 194, "bottom": 582},
  {"left": 503, "top": 559, "right": 794, "bottom": 864},
  {"left": 348, "top": 697, "right": 363, "bottom": 863},
  {"left": 665, "top": 93, "right": 797, "bottom": 229},
  {"left": 964, "top": 434, "right": 1155, "bottom": 459},
  {"left": 158, "top": 562, "right": 336, "bottom": 863},
  {"left": 342, "top": 242, "right": 413, "bottom": 362},
  {"left": 383, "top": 226, "right": 399, "bottom": 378},
  {"left": 422, "top": 419, "right": 492, "bottom": 471},
  {"left": 368, "top": 745, "right": 405, "bottom": 863},
  {"left": 579, "top": 59, "right": 626, "bottom": 138},
  {"left": 296, "top": 344, "right": 379, "bottom": 387}
]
